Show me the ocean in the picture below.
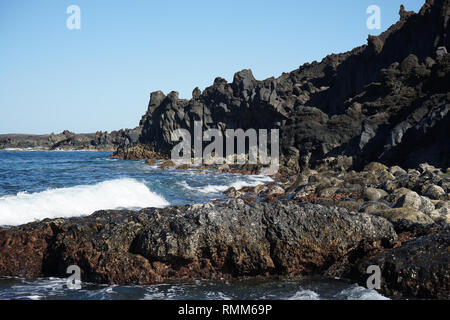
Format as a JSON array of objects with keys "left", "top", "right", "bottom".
[{"left": 0, "top": 150, "right": 387, "bottom": 300}]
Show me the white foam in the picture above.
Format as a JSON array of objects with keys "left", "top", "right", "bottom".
[
  {"left": 3, "top": 148, "right": 37, "bottom": 151},
  {"left": 0, "top": 178, "right": 169, "bottom": 226},
  {"left": 336, "top": 285, "right": 389, "bottom": 300},
  {"left": 178, "top": 175, "right": 273, "bottom": 194},
  {"left": 288, "top": 289, "right": 320, "bottom": 300},
  {"left": 177, "top": 181, "right": 195, "bottom": 190}
]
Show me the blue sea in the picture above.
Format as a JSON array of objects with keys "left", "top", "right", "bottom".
[{"left": 0, "top": 150, "right": 387, "bottom": 300}]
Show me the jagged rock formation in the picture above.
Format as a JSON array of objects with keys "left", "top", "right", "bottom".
[
  {"left": 114, "top": 0, "right": 450, "bottom": 172},
  {"left": 0, "top": 128, "right": 141, "bottom": 151}
]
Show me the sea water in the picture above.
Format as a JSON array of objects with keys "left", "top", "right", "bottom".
[{"left": 0, "top": 151, "right": 387, "bottom": 300}]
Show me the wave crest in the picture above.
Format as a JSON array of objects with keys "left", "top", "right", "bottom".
[{"left": 0, "top": 178, "right": 169, "bottom": 226}]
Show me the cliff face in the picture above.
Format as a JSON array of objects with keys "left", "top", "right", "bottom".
[{"left": 114, "top": 0, "right": 450, "bottom": 171}]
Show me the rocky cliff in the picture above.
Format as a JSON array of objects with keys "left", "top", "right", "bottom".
[{"left": 113, "top": 0, "right": 450, "bottom": 172}]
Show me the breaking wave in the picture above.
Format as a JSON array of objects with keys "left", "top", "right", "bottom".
[{"left": 0, "top": 178, "right": 169, "bottom": 226}]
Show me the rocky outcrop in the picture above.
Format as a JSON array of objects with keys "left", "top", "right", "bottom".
[
  {"left": 1, "top": 198, "right": 448, "bottom": 299},
  {"left": 0, "top": 201, "right": 397, "bottom": 284},
  {"left": 116, "top": 0, "right": 450, "bottom": 173},
  {"left": 350, "top": 230, "right": 450, "bottom": 299},
  {"left": 111, "top": 143, "right": 167, "bottom": 160},
  {"left": 0, "top": 128, "right": 141, "bottom": 151}
]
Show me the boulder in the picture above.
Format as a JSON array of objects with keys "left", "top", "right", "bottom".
[
  {"left": 265, "top": 185, "right": 285, "bottom": 196},
  {"left": 395, "top": 191, "right": 422, "bottom": 209},
  {"left": 363, "top": 188, "right": 388, "bottom": 202},
  {"left": 361, "top": 202, "right": 391, "bottom": 214},
  {"left": 423, "top": 184, "right": 447, "bottom": 200},
  {"left": 364, "top": 162, "right": 388, "bottom": 173},
  {"left": 371, "top": 207, "right": 434, "bottom": 226},
  {"left": 395, "top": 191, "right": 435, "bottom": 214},
  {"left": 335, "top": 200, "right": 362, "bottom": 212},
  {"left": 429, "top": 207, "right": 450, "bottom": 223},
  {"left": 159, "top": 160, "right": 176, "bottom": 170},
  {"left": 389, "top": 166, "right": 407, "bottom": 176},
  {"left": 389, "top": 188, "right": 413, "bottom": 203},
  {"left": 145, "top": 159, "right": 156, "bottom": 165},
  {"left": 224, "top": 187, "right": 242, "bottom": 198}
]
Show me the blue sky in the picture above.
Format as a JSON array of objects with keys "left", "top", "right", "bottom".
[{"left": 0, "top": 0, "right": 425, "bottom": 134}]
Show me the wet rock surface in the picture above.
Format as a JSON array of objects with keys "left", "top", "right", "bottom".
[
  {"left": 226, "top": 161, "right": 450, "bottom": 228},
  {"left": 0, "top": 202, "right": 396, "bottom": 284},
  {"left": 214, "top": 161, "right": 450, "bottom": 298},
  {"left": 350, "top": 230, "right": 450, "bottom": 299},
  {"left": 0, "top": 190, "right": 447, "bottom": 299}
]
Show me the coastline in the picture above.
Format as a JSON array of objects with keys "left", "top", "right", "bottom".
[
  {"left": 0, "top": 148, "right": 115, "bottom": 152},
  {"left": 0, "top": 152, "right": 448, "bottom": 299},
  {"left": 0, "top": 196, "right": 447, "bottom": 299},
  {"left": 0, "top": 128, "right": 141, "bottom": 153},
  {"left": 0, "top": 0, "right": 449, "bottom": 301}
]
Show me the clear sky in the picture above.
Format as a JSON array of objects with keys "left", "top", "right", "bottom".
[{"left": 0, "top": 0, "right": 425, "bottom": 134}]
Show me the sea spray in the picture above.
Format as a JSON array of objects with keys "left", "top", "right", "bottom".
[
  {"left": 176, "top": 175, "right": 273, "bottom": 194},
  {"left": 0, "top": 178, "right": 169, "bottom": 226}
]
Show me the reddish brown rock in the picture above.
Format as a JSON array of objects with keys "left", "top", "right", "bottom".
[{"left": 0, "top": 201, "right": 397, "bottom": 285}]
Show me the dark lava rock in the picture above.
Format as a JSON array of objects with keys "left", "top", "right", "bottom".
[
  {"left": 114, "top": 0, "right": 450, "bottom": 172},
  {"left": 0, "top": 201, "right": 396, "bottom": 285},
  {"left": 350, "top": 230, "right": 450, "bottom": 299}
]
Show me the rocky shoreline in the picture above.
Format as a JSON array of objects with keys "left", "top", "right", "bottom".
[
  {"left": 0, "top": 128, "right": 141, "bottom": 151},
  {"left": 1, "top": 0, "right": 449, "bottom": 300},
  {"left": 0, "top": 160, "right": 448, "bottom": 299}
]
